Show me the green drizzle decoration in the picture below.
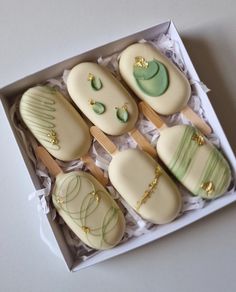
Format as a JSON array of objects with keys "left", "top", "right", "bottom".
[
  {"left": 52, "top": 172, "right": 121, "bottom": 249},
  {"left": 168, "top": 126, "right": 231, "bottom": 199},
  {"left": 133, "top": 58, "right": 169, "bottom": 96},
  {"left": 88, "top": 73, "right": 103, "bottom": 91},
  {"left": 116, "top": 103, "right": 129, "bottom": 123},
  {"left": 89, "top": 100, "right": 106, "bottom": 115},
  {"left": 20, "top": 86, "right": 60, "bottom": 150}
]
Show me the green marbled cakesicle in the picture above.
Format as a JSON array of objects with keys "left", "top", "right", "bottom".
[
  {"left": 133, "top": 60, "right": 169, "bottom": 96},
  {"left": 157, "top": 125, "right": 231, "bottom": 199}
]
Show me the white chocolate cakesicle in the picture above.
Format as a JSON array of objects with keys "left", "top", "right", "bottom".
[
  {"left": 156, "top": 125, "right": 231, "bottom": 199},
  {"left": 36, "top": 146, "right": 125, "bottom": 250},
  {"left": 119, "top": 43, "right": 191, "bottom": 115},
  {"left": 20, "top": 85, "right": 91, "bottom": 161},
  {"left": 90, "top": 126, "right": 182, "bottom": 224},
  {"left": 53, "top": 171, "right": 125, "bottom": 250},
  {"left": 67, "top": 62, "right": 139, "bottom": 135},
  {"left": 109, "top": 149, "right": 182, "bottom": 224}
]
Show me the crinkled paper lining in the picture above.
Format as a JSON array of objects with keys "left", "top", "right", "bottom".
[{"left": 10, "top": 34, "right": 235, "bottom": 262}]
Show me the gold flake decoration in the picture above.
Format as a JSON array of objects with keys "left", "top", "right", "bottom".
[
  {"left": 47, "top": 130, "right": 59, "bottom": 145},
  {"left": 87, "top": 73, "right": 94, "bottom": 81},
  {"left": 134, "top": 56, "right": 149, "bottom": 68},
  {"left": 91, "top": 191, "right": 100, "bottom": 202},
  {"left": 115, "top": 103, "right": 129, "bottom": 123},
  {"left": 136, "top": 166, "right": 162, "bottom": 211},
  {"left": 82, "top": 226, "right": 91, "bottom": 234},
  {"left": 192, "top": 133, "right": 205, "bottom": 146},
  {"left": 201, "top": 181, "right": 215, "bottom": 195},
  {"left": 56, "top": 196, "right": 64, "bottom": 205}
]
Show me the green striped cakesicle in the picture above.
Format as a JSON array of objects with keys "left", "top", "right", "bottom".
[
  {"left": 133, "top": 59, "right": 169, "bottom": 96},
  {"left": 19, "top": 85, "right": 91, "bottom": 161},
  {"left": 156, "top": 125, "right": 231, "bottom": 199},
  {"left": 53, "top": 171, "right": 125, "bottom": 250}
]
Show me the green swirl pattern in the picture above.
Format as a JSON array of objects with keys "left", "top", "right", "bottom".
[{"left": 52, "top": 172, "right": 121, "bottom": 249}]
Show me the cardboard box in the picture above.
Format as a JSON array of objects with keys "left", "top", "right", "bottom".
[{"left": 1, "top": 21, "right": 236, "bottom": 272}]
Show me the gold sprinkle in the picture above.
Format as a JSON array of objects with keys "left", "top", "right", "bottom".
[
  {"left": 134, "top": 56, "right": 149, "bottom": 68},
  {"left": 91, "top": 191, "right": 100, "bottom": 202},
  {"left": 192, "top": 133, "right": 205, "bottom": 146},
  {"left": 82, "top": 226, "right": 90, "bottom": 234},
  {"left": 201, "top": 181, "right": 215, "bottom": 195},
  {"left": 136, "top": 166, "right": 162, "bottom": 211},
  {"left": 122, "top": 102, "right": 128, "bottom": 110},
  {"left": 56, "top": 196, "right": 64, "bottom": 204},
  {"left": 87, "top": 73, "right": 94, "bottom": 81},
  {"left": 47, "top": 130, "right": 59, "bottom": 145},
  {"left": 89, "top": 99, "right": 95, "bottom": 105}
]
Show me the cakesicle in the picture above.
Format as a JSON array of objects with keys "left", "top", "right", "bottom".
[
  {"left": 20, "top": 85, "right": 107, "bottom": 186},
  {"left": 90, "top": 126, "right": 182, "bottom": 224},
  {"left": 119, "top": 43, "right": 211, "bottom": 135},
  {"left": 67, "top": 62, "right": 156, "bottom": 158},
  {"left": 139, "top": 102, "right": 231, "bottom": 199},
  {"left": 36, "top": 146, "right": 125, "bottom": 250}
]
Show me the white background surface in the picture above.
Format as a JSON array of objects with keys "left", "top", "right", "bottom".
[{"left": 0, "top": 1, "right": 236, "bottom": 291}]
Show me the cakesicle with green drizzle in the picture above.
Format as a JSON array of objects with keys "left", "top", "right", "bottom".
[
  {"left": 20, "top": 85, "right": 108, "bottom": 186},
  {"left": 36, "top": 146, "right": 125, "bottom": 250},
  {"left": 119, "top": 42, "right": 211, "bottom": 135},
  {"left": 66, "top": 62, "right": 156, "bottom": 158},
  {"left": 90, "top": 126, "right": 182, "bottom": 224},
  {"left": 139, "top": 102, "right": 231, "bottom": 199}
]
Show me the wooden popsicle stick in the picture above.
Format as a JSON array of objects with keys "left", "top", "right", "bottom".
[
  {"left": 36, "top": 146, "right": 108, "bottom": 186},
  {"left": 181, "top": 106, "right": 212, "bottom": 135},
  {"left": 90, "top": 126, "right": 119, "bottom": 157},
  {"left": 81, "top": 154, "right": 108, "bottom": 186},
  {"left": 35, "top": 146, "right": 63, "bottom": 177},
  {"left": 139, "top": 102, "right": 167, "bottom": 130},
  {"left": 129, "top": 127, "right": 156, "bottom": 158}
]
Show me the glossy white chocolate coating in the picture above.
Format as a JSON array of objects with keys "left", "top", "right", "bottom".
[
  {"left": 109, "top": 149, "right": 182, "bottom": 224},
  {"left": 67, "top": 62, "right": 139, "bottom": 135},
  {"left": 119, "top": 43, "right": 191, "bottom": 115},
  {"left": 53, "top": 171, "right": 125, "bottom": 250},
  {"left": 20, "top": 85, "right": 91, "bottom": 161}
]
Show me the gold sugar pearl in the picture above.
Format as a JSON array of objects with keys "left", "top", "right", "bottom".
[
  {"left": 48, "top": 130, "right": 59, "bottom": 145},
  {"left": 91, "top": 191, "right": 100, "bottom": 202}
]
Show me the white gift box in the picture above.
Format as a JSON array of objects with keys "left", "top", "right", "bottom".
[{"left": 0, "top": 20, "right": 236, "bottom": 272}]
